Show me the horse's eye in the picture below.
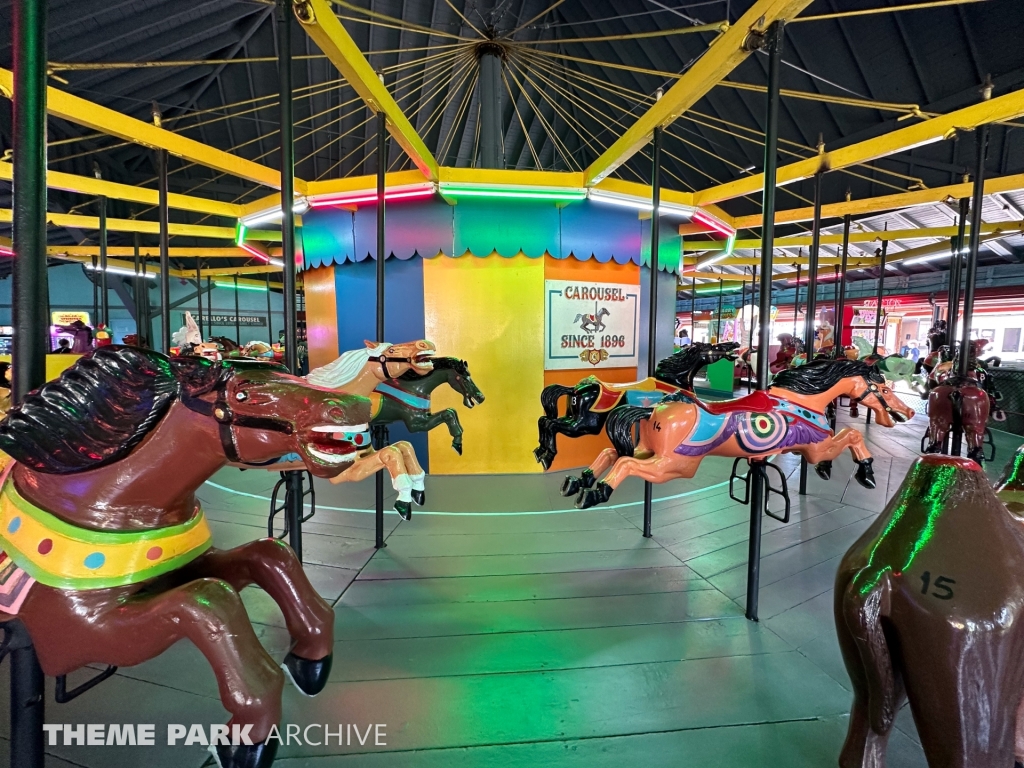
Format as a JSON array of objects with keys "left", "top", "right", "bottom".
[{"left": 235, "top": 391, "right": 248, "bottom": 402}]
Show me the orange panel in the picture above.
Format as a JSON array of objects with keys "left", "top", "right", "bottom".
[
  {"left": 542, "top": 255, "right": 640, "bottom": 471},
  {"left": 303, "top": 266, "right": 339, "bottom": 369}
]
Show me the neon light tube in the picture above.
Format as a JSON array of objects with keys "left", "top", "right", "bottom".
[
  {"left": 0, "top": 246, "right": 13, "bottom": 257},
  {"left": 84, "top": 264, "right": 158, "bottom": 279},
  {"left": 791, "top": 272, "right": 843, "bottom": 284},
  {"left": 588, "top": 189, "right": 695, "bottom": 218},
  {"left": 441, "top": 185, "right": 587, "bottom": 202},
  {"left": 691, "top": 209, "right": 736, "bottom": 239},
  {"left": 308, "top": 185, "right": 436, "bottom": 208},
  {"left": 240, "top": 199, "right": 310, "bottom": 228},
  {"left": 214, "top": 280, "right": 268, "bottom": 292}
]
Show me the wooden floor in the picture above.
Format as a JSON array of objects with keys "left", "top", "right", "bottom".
[{"left": 1, "top": 406, "right": 1019, "bottom": 767}]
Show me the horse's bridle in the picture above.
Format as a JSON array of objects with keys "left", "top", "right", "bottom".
[
  {"left": 180, "top": 377, "right": 294, "bottom": 463},
  {"left": 854, "top": 378, "right": 903, "bottom": 421},
  {"left": 372, "top": 353, "right": 420, "bottom": 381}
]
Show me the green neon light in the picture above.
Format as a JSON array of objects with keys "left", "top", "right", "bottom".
[
  {"left": 441, "top": 186, "right": 587, "bottom": 202},
  {"left": 235, "top": 221, "right": 248, "bottom": 247},
  {"left": 723, "top": 233, "right": 737, "bottom": 257},
  {"left": 214, "top": 280, "right": 267, "bottom": 292}
]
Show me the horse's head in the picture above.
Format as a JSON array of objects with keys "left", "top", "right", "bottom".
[
  {"left": 435, "top": 358, "right": 485, "bottom": 408},
  {"left": 848, "top": 371, "right": 915, "bottom": 427},
  {"left": 194, "top": 363, "right": 374, "bottom": 478},
  {"left": 363, "top": 339, "right": 436, "bottom": 381},
  {"left": 709, "top": 341, "right": 740, "bottom": 362}
]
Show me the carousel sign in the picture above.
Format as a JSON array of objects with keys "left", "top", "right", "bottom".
[{"left": 544, "top": 280, "right": 641, "bottom": 370}]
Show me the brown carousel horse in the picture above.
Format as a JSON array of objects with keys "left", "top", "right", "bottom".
[
  {"left": 836, "top": 454, "right": 1024, "bottom": 768},
  {"left": 562, "top": 359, "right": 914, "bottom": 510},
  {"left": 256, "top": 339, "right": 436, "bottom": 519},
  {"left": 0, "top": 347, "right": 374, "bottom": 768}
]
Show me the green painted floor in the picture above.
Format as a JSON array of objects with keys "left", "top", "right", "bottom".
[{"left": 0, "top": 410, "right": 1019, "bottom": 767}]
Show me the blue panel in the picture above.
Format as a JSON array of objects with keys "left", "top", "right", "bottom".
[
  {"left": 354, "top": 200, "right": 453, "bottom": 260},
  {"left": 640, "top": 218, "right": 682, "bottom": 273},
  {"left": 453, "top": 198, "right": 560, "bottom": 257},
  {"left": 560, "top": 200, "right": 642, "bottom": 264},
  {"left": 638, "top": 267, "right": 680, "bottom": 377},
  {"left": 333, "top": 258, "right": 429, "bottom": 469},
  {"left": 302, "top": 208, "right": 355, "bottom": 269}
]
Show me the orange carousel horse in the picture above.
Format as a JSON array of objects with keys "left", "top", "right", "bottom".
[{"left": 563, "top": 359, "right": 915, "bottom": 509}]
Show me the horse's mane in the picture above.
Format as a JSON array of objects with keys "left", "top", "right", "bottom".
[
  {"left": 655, "top": 346, "right": 705, "bottom": 383},
  {"left": 771, "top": 358, "right": 883, "bottom": 395},
  {"left": 398, "top": 356, "right": 468, "bottom": 380},
  {"left": 305, "top": 342, "right": 390, "bottom": 389},
  {"left": 0, "top": 346, "right": 231, "bottom": 474}
]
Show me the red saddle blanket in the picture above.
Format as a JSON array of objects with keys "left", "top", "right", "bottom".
[{"left": 697, "top": 389, "right": 779, "bottom": 415}]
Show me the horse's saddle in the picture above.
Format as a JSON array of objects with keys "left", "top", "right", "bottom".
[
  {"left": 591, "top": 377, "right": 678, "bottom": 413},
  {"left": 697, "top": 389, "right": 778, "bottom": 416}
]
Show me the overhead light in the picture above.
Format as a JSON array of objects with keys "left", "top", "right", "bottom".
[
  {"left": 902, "top": 246, "right": 968, "bottom": 266},
  {"left": 792, "top": 272, "right": 843, "bottom": 284},
  {"left": 307, "top": 183, "right": 436, "bottom": 208},
  {"left": 696, "top": 253, "right": 728, "bottom": 270},
  {"left": 240, "top": 198, "right": 310, "bottom": 228},
  {"left": 214, "top": 280, "right": 268, "bottom": 292},
  {"left": 691, "top": 209, "right": 735, "bottom": 239},
  {"left": 84, "top": 263, "right": 158, "bottom": 279},
  {"left": 0, "top": 245, "right": 13, "bottom": 257},
  {"left": 440, "top": 183, "right": 587, "bottom": 202},
  {"left": 588, "top": 189, "right": 695, "bottom": 218}
]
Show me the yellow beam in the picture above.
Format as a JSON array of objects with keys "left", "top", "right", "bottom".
[
  {"left": 732, "top": 172, "right": 1024, "bottom": 229},
  {"left": 0, "top": 69, "right": 289, "bottom": 191},
  {"left": 729, "top": 221, "right": 1024, "bottom": 249},
  {"left": 696, "top": 89, "right": 1024, "bottom": 205},
  {"left": 438, "top": 167, "right": 585, "bottom": 188},
  {"left": 303, "top": 169, "right": 428, "bottom": 201},
  {"left": 199, "top": 265, "right": 281, "bottom": 277},
  {"left": 48, "top": 246, "right": 249, "bottom": 258},
  {"left": 695, "top": 258, "right": 879, "bottom": 268},
  {"left": 50, "top": 251, "right": 282, "bottom": 285},
  {"left": 884, "top": 232, "right": 1008, "bottom": 266},
  {"left": 294, "top": 0, "right": 439, "bottom": 180},
  {"left": 0, "top": 162, "right": 242, "bottom": 219},
  {"left": 0, "top": 209, "right": 282, "bottom": 241},
  {"left": 593, "top": 176, "right": 695, "bottom": 207},
  {"left": 583, "top": 0, "right": 815, "bottom": 186}
]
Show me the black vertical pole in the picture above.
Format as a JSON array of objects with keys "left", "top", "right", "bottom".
[
  {"left": 234, "top": 275, "right": 242, "bottom": 345},
  {"left": 952, "top": 122, "right": 990, "bottom": 456},
  {"left": 11, "top": 0, "right": 48, "bottom": 763},
  {"left": 196, "top": 264, "right": 204, "bottom": 338},
  {"left": 375, "top": 106, "right": 388, "bottom": 549},
  {"left": 747, "top": 21, "right": 784, "bottom": 623},
  {"left": 947, "top": 195, "right": 969, "bottom": 363},
  {"left": 642, "top": 124, "right": 663, "bottom": 540},
  {"left": 265, "top": 273, "right": 273, "bottom": 341},
  {"left": 716, "top": 279, "right": 724, "bottom": 341},
  {"left": 834, "top": 212, "right": 851, "bottom": 359},
  {"left": 141, "top": 247, "right": 151, "bottom": 346},
  {"left": 799, "top": 170, "right": 823, "bottom": 495},
  {"left": 278, "top": 0, "right": 303, "bottom": 560},
  {"left": 866, "top": 239, "right": 888, "bottom": 426},
  {"left": 793, "top": 263, "right": 801, "bottom": 338},
  {"left": 132, "top": 233, "right": 143, "bottom": 343},
  {"left": 91, "top": 254, "right": 98, "bottom": 326},
  {"left": 98, "top": 195, "right": 109, "bottom": 328},
  {"left": 747, "top": 264, "right": 757, "bottom": 393},
  {"left": 158, "top": 148, "right": 171, "bottom": 354}
]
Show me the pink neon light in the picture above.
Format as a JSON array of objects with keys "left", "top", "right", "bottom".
[
  {"left": 308, "top": 188, "right": 435, "bottom": 208},
  {"left": 792, "top": 272, "right": 843, "bottom": 284},
  {"left": 691, "top": 210, "right": 735, "bottom": 238},
  {"left": 0, "top": 246, "right": 13, "bottom": 257},
  {"left": 239, "top": 243, "right": 270, "bottom": 263}
]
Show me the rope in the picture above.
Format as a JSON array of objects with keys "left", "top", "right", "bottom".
[
  {"left": 329, "top": 0, "right": 475, "bottom": 42},
  {"left": 791, "top": 0, "right": 992, "bottom": 24}
]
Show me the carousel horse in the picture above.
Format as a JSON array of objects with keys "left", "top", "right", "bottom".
[
  {"left": 533, "top": 342, "right": 739, "bottom": 471},
  {"left": 769, "top": 334, "right": 801, "bottom": 374},
  {"left": 373, "top": 357, "right": 485, "bottom": 455},
  {"left": 172, "top": 312, "right": 221, "bottom": 360},
  {"left": 850, "top": 335, "right": 888, "bottom": 361},
  {"left": 835, "top": 454, "right": 1024, "bottom": 768},
  {"left": 849, "top": 354, "right": 927, "bottom": 417},
  {"left": 817, "top": 320, "right": 835, "bottom": 354},
  {"left": 55, "top": 319, "right": 93, "bottom": 353},
  {"left": 270, "top": 339, "right": 436, "bottom": 519},
  {"left": 0, "top": 346, "right": 374, "bottom": 768},
  {"left": 562, "top": 359, "right": 914, "bottom": 510}
]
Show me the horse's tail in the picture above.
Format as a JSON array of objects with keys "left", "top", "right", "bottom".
[
  {"left": 605, "top": 405, "right": 652, "bottom": 457},
  {"left": 540, "top": 384, "right": 574, "bottom": 419},
  {"left": 837, "top": 572, "right": 898, "bottom": 734}
]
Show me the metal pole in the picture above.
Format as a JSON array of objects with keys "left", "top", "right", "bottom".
[
  {"left": 375, "top": 103, "right": 388, "bottom": 549},
  {"left": 98, "top": 195, "right": 109, "bottom": 328},
  {"left": 716, "top": 278, "right": 724, "bottom": 342},
  {"left": 747, "top": 20, "right": 784, "bottom": 623},
  {"left": 133, "top": 233, "right": 143, "bottom": 343},
  {"left": 91, "top": 254, "right": 98, "bottom": 328},
  {"left": 196, "top": 264, "right": 204, "bottom": 338},
  {"left": 234, "top": 275, "right": 241, "bottom": 345},
  {"left": 141, "top": 248, "right": 151, "bottom": 346},
  {"left": 799, "top": 169, "right": 823, "bottom": 495},
  {"left": 947, "top": 194, "right": 969, "bottom": 361},
  {"left": 477, "top": 47, "right": 503, "bottom": 169},
  {"left": 265, "top": 273, "right": 273, "bottom": 341},
  {"left": 866, "top": 239, "right": 888, "bottom": 425},
  {"left": 835, "top": 211, "right": 851, "bottom": 358},
  {"left": 157, "top": 148, "right": 171, "bottom": 354},
  {"left": 793, "top": 263, "right": 801, "bottom": 338},
  {"left": 11, "top": 0, "right": 48, "bottom": 762},
  {"left": 642, "top": 124, "right": 664, "bottom": 540},
  {"left": 278, "top": 0, "right": 303, "bottom": 559},
  {"left": 747, "top": 264, "right": 757, "bottom": 393}
]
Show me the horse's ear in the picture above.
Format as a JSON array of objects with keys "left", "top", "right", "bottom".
[{"left": 364, "top": 339, "right": 377, "bottom": 349}]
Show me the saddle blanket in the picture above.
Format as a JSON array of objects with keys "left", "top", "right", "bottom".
[{"left": 0, "top": 552, "right": 35, "bottom": 614}]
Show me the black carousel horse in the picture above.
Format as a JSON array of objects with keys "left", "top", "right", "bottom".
[
  {"left": 373, "top": 357, "right": 485, "bottom": 454},
  {"left": 533, "top": 342, "right": 739, "bottom": 470}
]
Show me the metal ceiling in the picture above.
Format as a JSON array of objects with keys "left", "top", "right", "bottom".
[{"left": 0, "top": 0, "right": 1023, "bottom": 276}]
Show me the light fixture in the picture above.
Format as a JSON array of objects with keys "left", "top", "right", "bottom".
[
  {"left": 215, "top": 280, "right": 268, "bottom": 292},
  {"left": 239, "top": 198, "right": 310, "bottom": 228},
  {"left": 587, "top": 189, "right": 695, "bottom": 217},
  {"left": 441, "top": 183, "right": 587, "bottom": 202},
  {"left": 84, "top": 263, "right": 158, "bottom": 279},
  {"left": 792, "top": 272, "right": 843, "bottom": 284},
  {"left": 902, "top": 246, "right": 967, "bottom": 266},
  {"left": 695, "top": 253, "right": 728, "bottom": 270},
  {"left": 691, "top": 209, "right": 735, "bottom": 239},
  {"left": 307, "top": 183, "right": 436, "bottom": 208},
  {"left": 0, "top": 245, "right": 13, "bottom": 257}
]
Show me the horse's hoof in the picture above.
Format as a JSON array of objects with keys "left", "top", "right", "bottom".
[
  {"left": 395, "top": 500, "right": 412, "bottom": 521},
  {"left": 282, "top": 651, "right": 333, "bottom": 697},
  {"left": 855, "top": 459, "right": 876, "bottom": 489},
  {"left": 534, "top": 449, "right": 553, "bottom": 471},
  {"left": 453, "top": 441, "right": 464, "bottom": 455},
  {"left": 575, "top": 482, "right": 613, "bottom": 510},
  {"left": 412, "top": 489, "right": 426, "bottom": 506},
  {"left": 814, "top": 462, "right": 832, "bottom": 481},
  {"left": 561, "top": 476, "right": 581, "bottom": 497},
  {"left": 579, "top": 468, "right": 596, "bottom": 490},
  {"left": 211, "top": 739, "right": 278, "bottom": 768}
]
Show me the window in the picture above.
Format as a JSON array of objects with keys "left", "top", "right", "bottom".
[{"left": 1004, "top": 328, "right": 1021, "bottom": 353}]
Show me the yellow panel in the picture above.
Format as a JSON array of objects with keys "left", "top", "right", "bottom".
[
  {"left": 303, "top": 266, "right": 339, "bottom": 369},
  {"left": 46, "top": 354, "right": 81, "bottom": 381},
  {"left": 423, "top": 254, "right": 545, "bottom": 475}
]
